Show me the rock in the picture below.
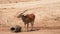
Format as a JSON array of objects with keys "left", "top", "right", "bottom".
[{"left": 10, "top": 25, "right": 22, "bottom": 33}]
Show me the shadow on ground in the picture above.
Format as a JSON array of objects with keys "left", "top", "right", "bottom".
[{"left": 23, "top": 26, "right": 60, "bottom": 32}]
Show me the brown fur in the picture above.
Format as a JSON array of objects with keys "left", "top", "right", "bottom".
[{"left": 17, "top": 10, "right": 35, "bottom": 31}]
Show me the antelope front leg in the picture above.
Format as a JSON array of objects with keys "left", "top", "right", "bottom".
[
  {"left": 27, "top": 23, "right": 29, "bottom": 32},
  {"left": 24, "top": 24, "right": 26, "bottom": 32},
  {"left": 31, "top": 22, "right": 34, "bottom": 31}
]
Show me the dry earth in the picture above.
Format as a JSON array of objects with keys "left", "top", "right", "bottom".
[
  {"left": 0, "top": 0, "right": 60, "bottom": 34},
  {"left": 0, "top": 0, "right": 38, "bottom": 4}
]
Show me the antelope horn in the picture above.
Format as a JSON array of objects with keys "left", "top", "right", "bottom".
[
  {"left": 16, "top": 9, "right": 27, "bottom": 15},
  {"left": 21, "top": 9, "right": 28, "bottom": 14}
]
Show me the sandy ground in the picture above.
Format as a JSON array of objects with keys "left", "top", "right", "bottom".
[
  {"left": 0, "top": 29, "right": 60, "bottom": 34},
  {"left": 0, "top": 0, "right": 60, "bottom": 34},
  {"left": 0, "top": 0, "right": 37, "bottom": 4}
]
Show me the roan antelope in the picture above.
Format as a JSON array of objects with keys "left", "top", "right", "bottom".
[{"left": 17, "top": 9, "right": 35, "bottom": 31}]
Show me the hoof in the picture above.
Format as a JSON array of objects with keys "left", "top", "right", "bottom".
[{"left": 30, "top": 29, "right": 35, "bottom": 31}]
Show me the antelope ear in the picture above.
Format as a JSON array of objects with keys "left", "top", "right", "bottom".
[
  {"left": 24, "top": 14, "right": 26, "bottom": 16},
  {"left": 23, "top": 14, "right": 26, "bottom": 16}
]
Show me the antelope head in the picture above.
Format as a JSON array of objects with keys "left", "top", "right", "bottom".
[{"left": 17, "top": 9, "right": 28, "bottom": 18}]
